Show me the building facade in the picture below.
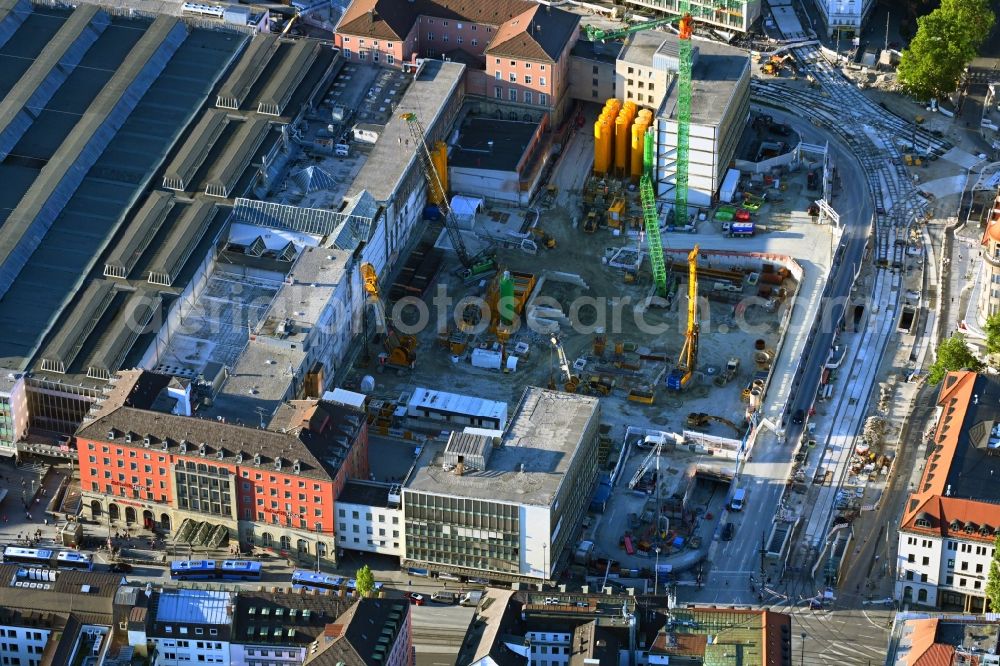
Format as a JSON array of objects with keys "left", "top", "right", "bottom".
[
  {"left": 620, "top": 0, "right": 762, "bottom": 34},
  {"left": 894, "top": 371, "right": 1000, "bottom": 612},
  {"left": 335, "top": 480, "right": 405, "bottom": 557},
  {"left": 333, "top": 0, "right": 580, "bottom": 123},
  {"left": 75, "top": 371, "right": 368, "bottom": 566},
  {"left": 977, "top": 189, "right": 1000, "bottom": 325},
  {"left": 813, "top": 0, "right": 876, "bottom": 38},
  {"left": 402, "top": 388, "right": 600, "bottom": 582}
]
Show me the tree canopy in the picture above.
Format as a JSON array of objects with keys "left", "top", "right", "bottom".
[
  {"left": 897, "top": 0, "right": 995, "bottom": 99},
  {"left": 927, "top": 333, "right": 983, "bottom": 385},
  {"left": 987, "top": 534, "right": 1000, "bottom": 611},
  {"left": 985, "top": 313, "right": 1000, "bottom": 357},
  {"left": 355, "top": 564, "right": 376, "bottom": 597}
]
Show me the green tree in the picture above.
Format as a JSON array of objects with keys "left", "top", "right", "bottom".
[
  {"left": 987, "top": 534, "right": 1000, "bottom": 612},
  {"left": 897, "top": 0, "right": 995, "bottom": 99},
  {"left": 927, "top": 333, "right": 983, "bottom": 385},
  {"left": 355, "top": 564, "right": 375, "bottom": 597},
  {"left": 985, "top": 313, "right": 1000, "bottom": 357}
]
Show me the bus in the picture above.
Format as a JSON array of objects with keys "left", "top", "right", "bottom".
[
  {"left": 55, "top": 551, "right": 94, "bottom": 571},
  {"left": 170, "top": 559, "right": 262, "bottom": 581},
  {"left": 290, "top": 569, "right": 382, "bottom": 595},
  {"left": 2, "top": 547, "right": 94, "bottom": 571},
  {"left": 2, "top": 547, "right": 53, "bottom": 568}
]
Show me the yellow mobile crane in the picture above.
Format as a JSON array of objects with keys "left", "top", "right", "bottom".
[
  {"left": 359, "top": 262, "right": 417, "bottom": 371},
  {"left": 666, "top": 245, "right": 699, "bottom": 390},
  {"left": 550, "top": 335, "right": 579, "bottom": 393}
]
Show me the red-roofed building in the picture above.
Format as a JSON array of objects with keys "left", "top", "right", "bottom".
[
  {"left": 977, "top": 187, "right": 1000, "bottom": 323},
  {"left": 74, "top": 371, "right": 369, "bottom": 568},
  {"left": 894, "top": 371, "right": 1000, "bottom": 612},
  {"left": 333, "top": 0, "right": 580, "bottom": 122}
]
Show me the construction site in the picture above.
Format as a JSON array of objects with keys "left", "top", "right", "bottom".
[{"left": 340, "top": 43, "right": 838, "bottom": 580}]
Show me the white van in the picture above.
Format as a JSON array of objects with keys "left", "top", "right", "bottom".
[{"left": 730, "top": 488, "right": 747, "bottom": 511}]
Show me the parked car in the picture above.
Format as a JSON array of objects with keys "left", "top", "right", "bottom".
[
  {"left": 721, "top": 523, "right": 735, "bottom": 541},
  {"left": 110, "top": 562, "right": 132, "bottom": 573},
  {"left": 404, "top": 592, "right": 425, "bottom": 606},
  {"left": 792, "top": 409, "right": 805, "bottom": 425}
]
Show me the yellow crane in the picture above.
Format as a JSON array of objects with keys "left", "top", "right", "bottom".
[
  {"left": 667, "top": 245, "right": 699, "bottom": 390},
  {"left": 359, "top": 262, "right": 417, "bottom": 370}
]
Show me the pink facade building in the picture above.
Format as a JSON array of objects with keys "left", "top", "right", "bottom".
[{"left": 334, "top": 0, "right": 580, "bottom": 121}]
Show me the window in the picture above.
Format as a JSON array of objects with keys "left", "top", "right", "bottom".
[
  {"left": 509, "top": 72, "right": 516, "bottom": 82},
  {"left": 472, "top": 39, "right": 478, "bottom": 46},
  {"left": 388, "top": 54, "right": 394, "bottom": 64},
  {"left": 509, "top": 88, "right": 517, "bottom": 101},
  {"left": 509, "top": 60, "right": 515, "bottom": 66},
  {"left": 539, "top": 77, "right": 546, "bottom": 87},
  {"left": 540, "top": 64, "right": 545, "bottom": 70},
  {"left": 540, "top": 94, "right": 547, "bottom": 106},
  {"left": 457, "top": 36, "right": 463, "bottom": 44},
  {"left": 593, "top": 65, "right": 599, "bottom": 74},
  {"left": 443, "top": 20, "right": 448, "bottom": 26},
  {"left": 495, "top": 71, "right": 501, "bottom": 80},
  {"left": 472, "top": 25, "right": 477, "bottom": 31},
  {"left": 524, "top": 91, "right": 532, "bottom": 104},
  {"left": 961, "top": 561, "right": 969, "bottom": 571},
  {"left": 977, "top": 563, "right": 984, "bottom": 573},
  {"left": 628, "top": 66, "right": 634, "bottom": 74},
  {"left": 922, "top": 556, "right": 929, "bottom": 566},
  {"left": 359, "top": 51, "right": 366, "bottom": 60},
  {"left": 373, "top": 51, "right": 379, "bottom": 62},
  {"left": 442, "top": 35, "right": 448, "bottom": 42},
  {"left": 495, "top": 86, "right": 502, "bottom": 99},
  {"left": 948, "top": 559, "right": 955, "bottom": 569},
  {"left": 339, "top": 509, "right": 345, "bottom": 517},
  {"left": 647, "top": 95, "right": 654, "bottom": 103},
  {"left": 908, "top": 554, "right": 915, "bottom": 563},
  {"left": 427, "top": 32, "right": 434, "bottom": 40},
  {"left": 946, "top": 575, "right": 954, "bottom": 585},
  {"left": 457, "top": 22, "right": 463, "bottom": 29},
  {"left": 387, "top": 42, "right": 393, "bottom": 48},
  {"left": 525, "top": 75, "right": 532, "bottom": 84}
]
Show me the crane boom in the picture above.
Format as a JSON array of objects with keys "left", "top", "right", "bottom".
[
  {"left": 401, "top": 112, "right": 494, "bottom": 275},
  {"left": 583, "top": 17, "right": 675, "bottom": 42},
  {"left": 674, "top": 8, "right": 693, "bottom": 228}
]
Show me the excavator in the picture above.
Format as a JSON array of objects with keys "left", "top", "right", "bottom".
[
  {"left": 685, "top": 412, "right": 745, "bottom": 437},
  {"left": 359, "top": 262, "right": 417, "bottom": 371},
  {"left": 666, "top": 245, "right": 699, "bottom": 390}
]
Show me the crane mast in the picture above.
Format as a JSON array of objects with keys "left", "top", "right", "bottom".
[
  {"left": 400, "top": 112, "right": 494, "bottom": 275},
  {"left": 674, "top": 8, "right": 693, "bottom": 228},
  {"left": 667, "top": 245, "right": 699, "bottom": 389}
]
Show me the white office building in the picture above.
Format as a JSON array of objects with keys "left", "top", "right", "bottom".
[
  {"left": 814, "top": 0, "right": 876, "bottom": 37},
  {"left": 146, "top": 590, "right": 233, "bottom": 666},
  {"left": 402, "top": 388, "right": 600, "bottom": 582},
  {"left": 336, "top": 480, "right": 405, "bottom": 557}
]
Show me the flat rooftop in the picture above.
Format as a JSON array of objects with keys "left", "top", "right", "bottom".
[
  {"left": 154, "top": 589, "right": 232, "bottom": 625},
  {"left": 450, "top": 117, "right": 539, "bottom": 173},
  {"left": 660, "top": 37, "right": 749, "bottom": 126},
  {"left": 338, "top": 480, "right": 398, "bottom": 508},
  {"left": 346, "top": 59, "right": 465, "bottom": 204},
  {"left": 571, "top": 38, "right": 620, "bottom": 64},
  {"left": 404, "top": 387, "right": 599, "bottom": 506}
]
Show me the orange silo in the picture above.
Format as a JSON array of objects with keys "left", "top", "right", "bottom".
[
  {"left": 593, "top": 119, "right": 610, "bottom": 174},
  {"left": 630, "top": 117, "right": 649, "bottom": 180},
  {"left": 601, "top": 116, "right": 614, "bottom": 176}
]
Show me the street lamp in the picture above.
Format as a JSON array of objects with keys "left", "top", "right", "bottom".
[
  {"left": 800, "top": 632, "right": 806, "bottom": 666},
  {"left": 654, "top": 547, "right": 661, "bottom": 595}
]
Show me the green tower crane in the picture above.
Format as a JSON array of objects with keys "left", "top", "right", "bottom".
[
  {"left": 640, "top": 130, "right": 667, "bottom": 296},
  {"left": 583, "top": 17, "right": 676, "bottom": 42}
]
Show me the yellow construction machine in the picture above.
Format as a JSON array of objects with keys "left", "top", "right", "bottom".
[
  {"left": 666, "top": 245, "right": 699, "bottom": 390},
  {"left": 360, "top": 262, "right": 417, "bottom": 371}
]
